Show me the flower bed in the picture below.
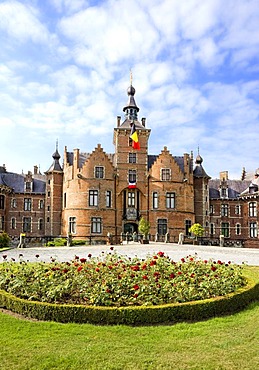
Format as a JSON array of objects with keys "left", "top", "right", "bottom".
[{"left": 0, "top": 250, "right": 246, "bottom": 307}]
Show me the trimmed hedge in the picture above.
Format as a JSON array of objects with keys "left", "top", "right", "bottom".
[{"left": 0, "top": 268, "right": 258, "bottom": 325}]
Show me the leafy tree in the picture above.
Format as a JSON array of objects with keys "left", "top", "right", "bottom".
[
  {"left": 189, "top": 223, "right": 204, "bottom": 240},
  {"left": 138, "top": 217, "right": 150, "bottom": 241},
  {"left": 0, "top": 232, "right": 11, "bottom": 248}
]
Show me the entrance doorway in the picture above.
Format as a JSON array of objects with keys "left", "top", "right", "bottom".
[{"left": 124, "top": 222, "right": 138, "bottom": 234}]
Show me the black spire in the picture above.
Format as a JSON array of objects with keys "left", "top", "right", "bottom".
[{"left": 123, "top": 71, "right": 139, "bottom": 120}]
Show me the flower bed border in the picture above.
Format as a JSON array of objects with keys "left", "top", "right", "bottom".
[{"left": 0, "top": 268, "right": 258, "bottom": 325}]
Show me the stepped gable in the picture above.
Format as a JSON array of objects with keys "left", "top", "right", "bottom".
[
  {"left": 81, "top": 144, "right": 114, "bottom": 168},
  {"left": 149, "top": 147, "right": 185, "bottom": 175}
]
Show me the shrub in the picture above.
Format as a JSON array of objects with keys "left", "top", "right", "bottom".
[{"left": 0, "top": 232, "right": 10, "bottom": 248}]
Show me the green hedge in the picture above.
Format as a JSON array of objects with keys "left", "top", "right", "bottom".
[{"left": 0, "top": 269, "right": 258, "bottom": 325}]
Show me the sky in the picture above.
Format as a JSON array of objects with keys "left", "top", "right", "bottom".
[{"left": 0, "top": 0, "right": 259, "bottom": 179}]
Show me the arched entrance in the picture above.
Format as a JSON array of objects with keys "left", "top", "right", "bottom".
[{"left": 124, "top": 222, "right": 138, "bottom": 234}]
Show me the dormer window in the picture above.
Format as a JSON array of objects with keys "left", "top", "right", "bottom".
[
  {"left": 220, "top": 187, "right": 228, "bottom": 198},
  {"left": 25, "top": 181, "right": 32, "bottom": 192}
]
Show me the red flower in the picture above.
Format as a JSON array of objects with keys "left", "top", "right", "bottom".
[
  {"left": 157, "top": 251, "right": 164, "bottom": 257},
  {"left": 177, "top": 271, "right": 182, "bottom": 275},
  {"left": 88, "top": 254, "right": 92, "bottom": 258},
  {"left": 110, "top": 246, "right": 114, "bottom": 251},
  {"left": 77, "top": 266, "right": 83, "bottom": 272},
  {"left": 131, "top": 265, "right": 140, "bottom": 271},
  {"left": 149, "top": 260, "right": 156, "bottom": 266},
  {"left": 153, "top": 271, "right": 160, "bottom": 277},
  {"left": 74, "top": 255, "right": 79, "bottom": 260},
  {"left": 95, "top": 267, "right": 100, "bottom": 272},
  {"left": 142, "top": 263, "right": 147, "bottom": 270},
  {"left": 181, "top": 258, "right": 185, "bottom": 263},
  {"left": 133, "top": 284, "right": 139, "bottom": 290},
  {"left": 117, "top": 275, "right": 122, "bottom": 279},
  {"left": 133, "top": 293, "right": 138, "bottom": 298},
  {"left": 80, "top": 258, "right": 86, "bottom": 263},
  {"left": 153, "top": 255, "right": 158, "bottom": 259},
  {"left": 189, "top": 257, "right": 194, "bottom": 261},
  {"left": 106, "top": 289, "right": 111, "bottom": 293},
  {"left": 217, "top": 260, "right": 222, "bottom": 265},
  {"left": 211, "top": 266, "right": 217, "bottom": 272},
  {"left": 169, "top": 273, "right": 175, "bottom": 279},
  {"left": 142, "top": 275, "right": 148, "bottom": 280},
  {"left": 62, "top": 269, "right": 69, "bottom": 274},
  {"left": 108, "top": 265, "right": 113, "bottom": 270}
]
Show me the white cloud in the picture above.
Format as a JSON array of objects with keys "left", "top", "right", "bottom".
[{"left": 0, "top": 0, "right": 49, "bottom": 44}]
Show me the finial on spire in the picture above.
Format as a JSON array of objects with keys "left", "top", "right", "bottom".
[
  {"left": 56, "top": 138, "right": 59, "bottom": 151},
  {"left": 130, "top": 69, "right": 133, "bottom": 85},
  {"left": 197, "top": 145, "right": 200, "bottom": 155}
]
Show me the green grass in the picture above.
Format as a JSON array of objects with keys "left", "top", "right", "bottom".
[{"left": 1, "top": 301, "right": 259, "bottom": 370}]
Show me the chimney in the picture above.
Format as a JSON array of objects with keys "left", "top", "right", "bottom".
[
  {"left": 117, "top": 116, "right": 121, "bottom": 127},
  {"left": 141, "top": 117, "right": 146, "bottom": 127},
  {"left": 220, "top": 171, "right": 228, "bottom": 181},
  {"left": 34, "top": 165, "right": 38, "bottom": 175}
]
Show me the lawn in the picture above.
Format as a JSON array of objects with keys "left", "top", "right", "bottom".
[{"left": 1, "top": 301, "right": 259, "bottom": 370}]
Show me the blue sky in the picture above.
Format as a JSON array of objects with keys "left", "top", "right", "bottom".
[{"left": 0, "top": 0, "right": 259, "bottom": 179}]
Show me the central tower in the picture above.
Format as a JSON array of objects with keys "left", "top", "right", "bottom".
[{"left": 113, "top": 80, "right": 151, "bottom": 234}]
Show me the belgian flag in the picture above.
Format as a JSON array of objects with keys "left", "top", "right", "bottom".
[{"left": 130, "top": 122, "right": 140, "bottom": 150}]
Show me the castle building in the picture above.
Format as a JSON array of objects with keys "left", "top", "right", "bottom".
[{"left": 0, "top": 81, "right": 258, "bottom": 248}]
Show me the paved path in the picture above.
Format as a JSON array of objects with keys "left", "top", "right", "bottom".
[{"left": 1, "top": 242, "right": 259, "bottom": 265}]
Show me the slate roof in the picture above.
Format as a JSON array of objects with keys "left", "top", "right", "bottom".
[
  {"left": 209, "top": 179, "right": 250, "bottom": 199},
  {"left": 0, "top": 171, "right": 46, "bottom": 194}
]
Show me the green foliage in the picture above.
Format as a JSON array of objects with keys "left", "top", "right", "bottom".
[
  {"left": 0, "top": 269, "right": 258, "bottom": 325},
  {"left": 0, "top": 252, "right": 248, "bottom": 310},
  {"left": 0, "top": 232, "right": 10, "bottom": 248},
  {"left": 46, "top": 238, "right": 67, "bottom": 247},
  {"left": 138, "top": 217, "right": 150, "bottom": 238},
  {"left": 189, "top": 223, "right": 205, "bottom": 238}
]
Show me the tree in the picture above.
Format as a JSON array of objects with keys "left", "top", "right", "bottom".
[
  {"left": 189, "top": 223, "right": 204, "bottom": 241},
  {"left": 138, "top": 217, "right": 150, "bottom": 242}
]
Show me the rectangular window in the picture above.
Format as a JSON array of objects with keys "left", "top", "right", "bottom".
[
  {"left": 91, "top": 217, "right": 102, "bottom": 233},
  {"left": 221, "top": 204, "right": 228, "bottom": 217},
  {"left": 153, "top": 192, "right": 158, "bottom": 209},
  {"left": 210, "top": 205, "right": 214, "bottom": 214},
  {"left": 38, "top": 219, "right": 43, "bottom": 230},
  {"left": 129, "top": 153, "right": 137, "bottom": 163},
  {"left": 25, "top": 181, "right": 32, "bottom": 191},
  {"left": 11, "top": 198, "right": 17, "bottom": 208},
  {"left": 249, "top": 202, "right": 257, "bottom": 217},
  {"left": 210, "top": 223, "right": 215, "bottom": 235},
  {"left": 95, "top": 166, "right": 104, "bottom": 179},
  {"left": 221, "top": 222, "right": 229, "bottom": 238},
  {"left": 1, "top": 216, "right": 4, "bottom": 231},
  {"left": 161, "top": 169, "right": 171, "bottom": 181},
  {"left": 166, "top": 192, "right": 175, "bottom": 209},
  {"left": 23, "top": 217, "right": 31, "bottom": 232},
  {"left": 221, "top": 188, "right": 227, "bottom": 198},
  {"left": 11, "top": 218, "right": 16, "bottom": 229},
  {"left": 157, "top": 219, "right": 167, "bottom": 235},
  {"left": 185, "top": 220, "right": 192, "bottom": 236},
  {"left": 89, "top": 190, "right": 98, "bottom": 206},
  {"left": 0, "top": 195, "right": 4, "bottom": 209},
  {"left": 249, "top": 222, "right": 257, "bottom": 238},
  {"left": 128, "top": 169, "right": 136, "bottom": 183},
  {"left": 69, "top": 216, "right": 76, "bottom": 234},
  {"left": 236, "top": 223, "right": 241, "bottom": 235},
  {"left": 39, "top": 200, "right": 44, "bottom": 209},
  {"left": 24, "top": 198, "right": 32, "bottom": 211},
  {"left": 106, "top": 190, "right": 112, "bottom": 208},
  {"left": 235, "top": 205, "right": 241, "bottom": 215},
  {"left": 128, "top": 191, "right": 135, "bottom": 207}
]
